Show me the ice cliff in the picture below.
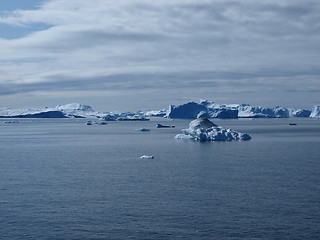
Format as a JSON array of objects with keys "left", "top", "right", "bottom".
[{"left": 175, "top": 118, "right": 251, "bottom": 141}]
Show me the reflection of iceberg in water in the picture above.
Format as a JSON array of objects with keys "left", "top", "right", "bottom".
[{"left": 175, "top": 118, "right": 251, "bottom": 141}]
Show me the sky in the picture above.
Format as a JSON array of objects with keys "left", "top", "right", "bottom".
[{"left": 0, "top": 0, "right": 319, "bottom": 112}]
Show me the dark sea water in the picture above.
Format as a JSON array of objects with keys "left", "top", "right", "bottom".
[{"left": 0, "top": 118, "right": 319, "bottom": 240}]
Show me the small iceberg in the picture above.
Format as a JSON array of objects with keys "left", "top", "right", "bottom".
[
  {"left": 117, "top": 116, "right": 150, "bottom": 121},
  {"left": 134, "top": 128, "right": 150, "bottom": 132},
  {"left": 156, "top": 124, "right": 175, "bottom": 128},
  {"left": 140, "top": 155, "right": 154, "bottom": 159},
  {"left": 86, "top": 120, "right": 107, "bottom": 125},
  {"left": 175, "top": 118, "right": 251, "bottom": 141}
]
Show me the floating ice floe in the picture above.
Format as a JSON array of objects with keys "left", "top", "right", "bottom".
[
  {"left": 175, "top": 118, "right": 251, "bottom": 141},
  {"left": 117, "top": 116, "right": 150, "bottom": 121},
  {"left": 140, "top": 155, "right": 154, "bottom": 159},
  {"left": 134, "top": 128, "right": 150, "bottom": 132},
  {"left": 156, "top": 124, "right": 175, "bottom": 128},
  {"left": 3, "top": 121, "right": 19, "bottom": 124}
]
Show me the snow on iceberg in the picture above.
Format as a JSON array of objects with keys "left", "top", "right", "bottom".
[
  {"left": 56, "top": 103, "right": 94, "bottom": 112},
  {"left": 56, "top": 103, "right": 102, "bottom": 118},
  {"left": 175, "top": 118, "right": 251, "bottom": 141},
  {"left": 310, "top": 105, "right": 320, "bottom": 118}
]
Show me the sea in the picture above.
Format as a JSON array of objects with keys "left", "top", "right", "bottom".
[{"left": 0, "top": 118, "right": 319, "bottom": 240}]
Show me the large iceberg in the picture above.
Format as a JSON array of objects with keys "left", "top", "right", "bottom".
[
  {"left": 167, "top": 102, "right": 208, "bottom": 119},
  {"left": 56, "top": 103, "right": 94, "bottom": 112},
  {"left": 175, "top": 118, "right": 251, "bottom": 141},
  {"left": 238, "top": 105, "right": 289, "bottom": 118},
  {"left": 0, "top": 103, "right": 100, "bottom": 118},
  {"left": 289, "top": 108, "right": 311, "bottom": 118},
  {"left": 56, "top": 103, "right": 103, "bottom": 118},
  {"left": 166, "top": 101, "right": 238, "bottom": 119},
  {"left": 166, "top": 100, "right": 312, "bottom": 119},
  {"left": 0, "top": 108, "right": 66, "bottom": 118},
  {"left": 310, "top": 106, "right": 320, "bottom": 118}
]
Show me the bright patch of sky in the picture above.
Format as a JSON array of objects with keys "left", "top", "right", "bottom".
[{"left": 0, "top": 0, "right": 319, "bottom": 111}]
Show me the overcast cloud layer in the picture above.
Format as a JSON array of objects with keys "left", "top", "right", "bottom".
[{"left": 0, "top": 0, "right": 319, "bottom": 111}]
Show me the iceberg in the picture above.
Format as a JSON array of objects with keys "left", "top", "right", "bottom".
[
  {"left": 289, "top": 109, "right": 311, "bottom": 118},
  {"left": 86, "top": 120, "right": 107, "bottom": 125},
  {"left": 175, "top": 118, "right": 251, "bottom": 141},
  {"left": 167, "top": 102, "right": 208, "bottom": 119},
  {"left": 144, "top": 109, "right": 167, "bottom": 117},
  {"left": 238, "top": 105, "right": 289, "bottom": 118},
  {"left": 56, "top": 103, "right": 94, "bottom": 112},
  {"left": 207, "top": 108, "right": 238, "bottom": 119},
  {"left": 200, "top": 100, "right": 239, "bottom": 119},
  {"left": 156, "top": 123, "right": 175, "bottom": 128},
  {"left": 0, "top": 108, "right": 67, "bottom": 118},
  {"left": 140, "top": 155, "right": 154, "bottom": 159},
  {"left": 310, "top": 105, "right": 320, "bottom": 118},
  {"left": 0, "top": 103, "right": 104, "bottom": 119},
  {"left": 56, "top": 103, "right": 105, "bottom": 118},
  {"left": 166, "top": 101, "right": 238, "bottom": 119},
  {"left": 117, "top": 116, "right": 150, "bottom": 121},
  {"left": 3, "top": 120, "right": 19, "bottom": 124},
  {"left": 134, "top": 128, "right": 150, "bottom": 132}
]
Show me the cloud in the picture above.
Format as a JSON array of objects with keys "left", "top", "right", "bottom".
[{"left": 0, "top": 0, "right": 319, "bottom": 109}]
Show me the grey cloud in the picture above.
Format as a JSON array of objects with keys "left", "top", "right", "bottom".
[
  {"left": 0, "top": 0, "right": 319, "bottom": 109},
  {"left": 1, "top": 69, "right": 319, "bottom": 95}
]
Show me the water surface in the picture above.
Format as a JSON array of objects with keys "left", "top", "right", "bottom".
[{"left": 1, "top": 118, "right": 319, "bottom": 239}]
